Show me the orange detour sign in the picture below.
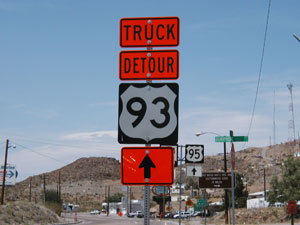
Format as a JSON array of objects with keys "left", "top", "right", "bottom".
[
  {"left": 120, "top": 17, "right": 180, "bottom": 47},
  {"left": 121, "top": 147, "right": 174, "bottom": 185},
  {"left": 119, "top": 50, "right": 179, "bottom": 80},
  {"left": 186, "top": 199, "right": 193, "bottom": 206}
]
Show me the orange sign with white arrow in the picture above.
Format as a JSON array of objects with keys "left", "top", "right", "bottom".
[{"left": 121, "top": 147, "right": 174, "bottom": 185}]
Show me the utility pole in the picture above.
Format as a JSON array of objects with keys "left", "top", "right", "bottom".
[
  {"left": 58, "top": 171, "right": 61, "bottom": 202},
  {"left": 264, "top": 167, "right": 266, "bottom": 200},
  {"left": 56, "top": 183, "right": 59, "bottom": 202},
  {"left": 29, "top": 177, "right": 32, "bottom": 202},
  {"left": 43, "top": 174, "right": 46, "bottom": 204},
  {"left": 107, "top": 185, "right": 110, "bottom": 216},
  {"left": 57, "top": 171, "right": 61, "bottom": 202},
  {"left": 1, "top": 139, "right": 9, "bottom": 205}
]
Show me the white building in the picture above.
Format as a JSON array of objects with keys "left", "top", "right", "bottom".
[{"left": 247, "top": 191, "right": 269, "bottom": 209}]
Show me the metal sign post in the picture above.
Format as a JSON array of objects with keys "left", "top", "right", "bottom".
[
  {"left": 230, "top": 130, "right": 235, "bottom": 225},
  {"left": 119, "top": 16, "right": 180, "bottom": 225},
  {"left": 144, "top": 184, "right": 150, "bottom": 225},
  {"left": 179, "top": 145, "right": 183, "bottom": 225}
]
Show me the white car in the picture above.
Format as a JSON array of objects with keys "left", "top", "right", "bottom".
[
  {"left": 90, "top": 209, "right": 101, "bottom": 215},
  {"left": 127, "top": 211, "right": 143, "bottom": 217},
  {"left": 173, "top": 211, "right": 191, "bottom": 219}
]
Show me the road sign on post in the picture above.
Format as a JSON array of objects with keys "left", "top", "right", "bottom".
[
  {"left": 152, "top": 186, "right": 170, "bottom": 196},
  {"left": 118, "top": 83, "right": 178, "bottom": 144},
  {"left": 186, "top": 165, "right": 202, "bottom": 177},
  {"left": 121, "top": 147, "right": 174, "bottom": 185},
  {"left": 0, "top": 165, "right": 17, "bottom": 186},
  {"left": 215, "top": 136, "right": 232, "bottom": 142},
  {"left": 185, "top": 145, "right": 204, "bottom": 163},
  {"left": 288, "top": 200, "right": 297, "bottom": 214},
  {"left": 120, "top": 17, "right": 180, "bottom": 47},
  {"left": 215, "top": 136, "right": 248, "bottom": 142},
  {"left": 119, "top": 50, "right": 179, "bottom": 80},
  {"left": 197, "top": 199, "right": 208, "bottom": 208},
  {"left": 199, "top": 172, "right": 233, "bottom": 189}
]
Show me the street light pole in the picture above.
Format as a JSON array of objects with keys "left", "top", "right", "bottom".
[
  {"left": 1, "top": 139, "right": 9, "bottom": 205},
  {"left": 223, "top": 142, "right": 229, "bottom": 224},
  {"left": 195, "top": 132, "right": 229, "bottom": 224}
]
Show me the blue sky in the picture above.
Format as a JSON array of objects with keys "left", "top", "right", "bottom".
[{"left": 0, "top": 0, "right": 300, "bottom": 182}]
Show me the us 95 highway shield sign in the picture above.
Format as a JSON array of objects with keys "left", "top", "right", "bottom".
[{"left": 118, "top": 83, "right": 178, "bottom": 144}]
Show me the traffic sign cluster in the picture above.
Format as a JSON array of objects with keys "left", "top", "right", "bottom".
[
  {"left": 118, "top": 17, "right": 180, "bottom": 186},
  {"left": 185, "top": 145, "right": 205, "bottom": 178}
]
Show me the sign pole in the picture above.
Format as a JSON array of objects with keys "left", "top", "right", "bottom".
[
  {"left": 0, "top": 139, "right": 9, "bottom": 205},
  {"left": 179, "top": 145, "right": 183, "bottom": 225},
  {"left": 143, "top": 42, "right": 152, "bottom": 225},
  {"left": 144, "top": 144, "right": 151, "bottom": 225},
  {"left": 126, "top": 186, "right": 129, "bottom": 215},
  {"left": 224, "top": 142, "right": 229, "bottom": 224},
  {"left": 230, "top": 130, "right": 235, "bottom": 225}
]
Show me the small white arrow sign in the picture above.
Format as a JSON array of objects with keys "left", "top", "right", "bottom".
[{"left": 186, "top": 165, "right": 202, "bottom": 177}]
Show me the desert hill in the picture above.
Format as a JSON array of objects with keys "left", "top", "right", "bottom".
[{"left": 5, "top": 140, "right": 300, "bottom": 209}]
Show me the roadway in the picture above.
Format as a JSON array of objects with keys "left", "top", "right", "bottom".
[
  {"left": 63, "top": 213, "right": 183, "bottom": 225},
  {"left": 62, "top": 213, "right": 300, "bottom": 225}
]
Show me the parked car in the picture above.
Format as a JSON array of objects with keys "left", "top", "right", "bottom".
[
  {"left": 90, "top": 209, "right": 101, "bottom": 215},
  {"left": 173, "top": 211, "right": 191, "bottom": 219},
  {"left": 164, "top": 212, "right": 176, "bottom": 218},
  {"left": 192, "top": 210, "right": 210, "bottom": 217},
  {"left": 137, "top": 212, "right": 144, "bottom": 218},
  {"left": 192, "top": 211, "right": 202, "bottom": 217},
  {"left": 127, "top": 213, "right": 135, "bottom": 218},
  {"left": 127, "top": 211, "right": 143, "bottom": 218}
]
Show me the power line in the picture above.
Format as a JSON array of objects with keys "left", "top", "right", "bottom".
[
  {"left": 0, "top": 134, "right": 115, "bottom": 150},
  {"left": 244, "top": 0, "right": 272, "bottom": 148},
  {"left": 12, "top": 141, "right": 68, "bottom": 165}
]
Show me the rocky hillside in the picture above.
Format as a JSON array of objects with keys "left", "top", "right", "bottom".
[
  {"left": 5, "top": 157, "right": 121, "bottom": 209},
  {"left": 4, "top": 141, "right": 300, "bottom": 208},
  {"left": 0, "top": 201, "right": 62, "bottom": 225}
]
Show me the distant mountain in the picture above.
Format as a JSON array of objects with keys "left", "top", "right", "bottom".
[
  {"left": 5, "top": 141, "right": 300, "bottom": 208},
  {"left": 6, "top": 157, "right": 121, "bottom": 207}
]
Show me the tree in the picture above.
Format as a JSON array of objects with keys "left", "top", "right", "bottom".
[
  {"left": 225, "top": 173, "right": 248, "bottom": 208},
  {"left": 268, "top": 157, "right": 300, "bottom": 204},
  {"left": 45, "top": 189, "right": 61, "bottom": 203},
  {"left": 108, "top": 193, "right": 124, "bottom": 202},
  {"left": 185, "top": 178, "right": 198, "bottom": 190}
]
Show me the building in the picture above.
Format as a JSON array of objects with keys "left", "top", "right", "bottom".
[{"left": 247, "top": 191, "right": 269, "bottom": 209}]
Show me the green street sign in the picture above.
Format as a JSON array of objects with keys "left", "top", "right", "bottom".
[
  {"left": 215, "top": 136, "right": 232, "bottom": 142},
  {"left": 194, "top": 205, "right": 203, "bottom": 212},
  {"left": 215, "top": 136, "right": 248, "bottom": 143},
  {"left": 197, "top": 199, "right": 208, "bottom": 207},
  {"left": 232, "top": 136, "right": 248, "bottom": 142}
]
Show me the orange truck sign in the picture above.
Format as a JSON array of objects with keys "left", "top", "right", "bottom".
[{"left": 120, "top": 17, "right": 180, "bottom": 47}]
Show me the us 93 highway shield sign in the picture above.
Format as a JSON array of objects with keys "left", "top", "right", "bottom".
[{"left": 118, "top": 83, "right": 178, "bottom": 144}]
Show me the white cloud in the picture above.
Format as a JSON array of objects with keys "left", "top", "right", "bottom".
[{"left": 62, "top": 130, "right": 118, "bottom": 140}]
